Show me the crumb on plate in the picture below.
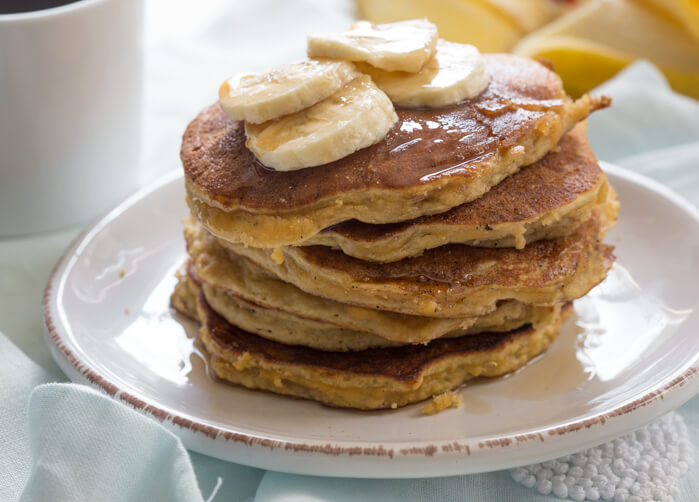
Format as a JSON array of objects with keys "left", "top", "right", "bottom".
[{"left": 421, "top": 391, "right": 463, "bottom": 415}]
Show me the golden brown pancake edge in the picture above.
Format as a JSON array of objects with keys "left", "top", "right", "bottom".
[
  {"left": 217, "top": 205, "right": 617, "bottom": 317},
  {"left": 182, "top": 54, "right": 610, "bottom": 247},
  {"left": 196, "top": 292, "right": 572, "bottom": 409},
  {"left": 305, "top": 123, "right": 606, "bottom": 261}
]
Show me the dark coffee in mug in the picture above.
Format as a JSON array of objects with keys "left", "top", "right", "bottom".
[{"left": 0, "top": 0, "right": 79, "bottom": 14}]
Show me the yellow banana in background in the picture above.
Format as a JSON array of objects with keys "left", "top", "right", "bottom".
[
  {"left": 357, "top": 0, "right": 699, "bottom": 99},
  {"left": 355, "top": 0, "right": 574, "bottom": 52},
  {"left": 644, "top": 0, "right": 699, "bottom": 41},
  {"left": 514, "top": 0, "right": 699, "bottom": 98}
]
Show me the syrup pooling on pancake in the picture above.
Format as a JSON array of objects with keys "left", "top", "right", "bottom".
[
  {"left": 190, "top": 56, "right": 586, "bottom": 206},
  {"left": 305, "top": 124, "right": 607, "bottom": 261},
  {"left": 184, "top": 55, "right": 609, "bottom": 248}
]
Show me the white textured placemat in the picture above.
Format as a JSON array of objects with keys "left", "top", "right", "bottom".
[{"left": 511, "top": 414, "right": 692, "bottom": 501}]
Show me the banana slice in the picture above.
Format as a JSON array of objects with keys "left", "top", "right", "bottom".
[
  {"left": 358, "top": 40, "right": 491, "bottom": 107},
  {"left": 219, "top": 59, "right": 359, "bottom": 124},
  {"left": 307, "top": 19, "right": 438, "bottom": 73},
  {"left": 245, "top": 75, "right": 397, "bottom": 171}
]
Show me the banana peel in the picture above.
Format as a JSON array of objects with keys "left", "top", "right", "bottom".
[
  {"left": 642, "top": 0, "right": 699, "bottom": 42},
  {"left": 514, "top": 0, "right": 699, "bottom": 98},
  {"left": 356, "top": 0, "right": 575, "bottom": 52},
  {"left": 357, "top": 0, "right": 699, "bottom": 99},
  {"left": 356, "top": 0, "right": 522, "bottom": 52}
]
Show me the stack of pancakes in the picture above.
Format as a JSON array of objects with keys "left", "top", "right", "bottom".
[{"left": 173, "top": 54, "right": 617, "bottom": 410}]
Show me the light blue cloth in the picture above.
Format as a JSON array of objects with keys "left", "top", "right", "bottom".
[
  {"left": 18, "top": 384, "right": 205, "bottom": 502},
  {"left": 0, "top": 333, "right": 263, "bottom": 502},
  {"left": 586, "top": 61, "right": 699, "bottom": 202},
  {"left": 1, "top": 47, "right": 698, "bottom": 502},
  {"left": 0, "top": 336, "right": 55, "bottom": 501}
]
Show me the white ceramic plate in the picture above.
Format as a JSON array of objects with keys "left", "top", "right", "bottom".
[{"left": 44, "top": 164, "right": 699, "bottom": 478}]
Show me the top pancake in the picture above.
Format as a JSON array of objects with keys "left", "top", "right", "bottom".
[
  {"left": 305, "top": 123, "right": 607, "bottom": 261},
  {"left": 183, "top": 54, "right": 610, "bottom": 248}
]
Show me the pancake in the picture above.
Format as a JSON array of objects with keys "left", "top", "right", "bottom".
[
  {"left": 184, "top": 222, "right": 546, "bottom": 344},
  {"left": 217, "top": 196, "right": 618, "bottom": 318},
  {"left": 173, "top": 261, "right": 557, "bottom": 351},
  {"left": 171, "top": 265, "right": 199, "bottom": 320},
  {"left": 196, "top": 293, "right": 572, "bottom": 409},
  {"left": 303, "top": 123, "right": 608, "bottom": 262},
  {"left": 183, "top": 54, "right": 610, "bottom": 248}
]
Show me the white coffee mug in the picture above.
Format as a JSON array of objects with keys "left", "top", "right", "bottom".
[{"left": 0, "top": 0, "right": 143, "bottom": 236}]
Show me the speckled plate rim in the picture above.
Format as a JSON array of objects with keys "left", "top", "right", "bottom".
[{"left": 42, "top": 164, "right": 699, "bottom": 478}]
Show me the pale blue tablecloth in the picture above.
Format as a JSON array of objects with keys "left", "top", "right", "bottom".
[{"left": 1, "top": 1, "right": 698, "bottom": 500}]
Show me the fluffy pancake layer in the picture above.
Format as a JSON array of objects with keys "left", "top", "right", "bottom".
[
  {"left": 215, "top": 194, "right": 617, "bottom": 318},
  {"left": 184, "top": 221, "right": 546, "bottom": 345},
  {"left": 195, "top": 292, "right": 571, "bottom": 409},
  {"left": 305, "top": 124, "right": 608, "bottom": 262},
  {"left": 183, "top": 54, "right": 609, "bottom": 248},
  {"left": 174, "top": 261, "right": 556, "bottom": 351}
]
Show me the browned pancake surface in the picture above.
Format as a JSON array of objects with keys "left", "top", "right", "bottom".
[
  {"left": 325, "top": 124, "right": 601, "bottom": 241},
  {"left": 298, "top": 214, "right": 613, "bottom": 289},
  {"left": 182, "top": 54, "right": 596, "bottom": 211},
  {"left": 201, "top": 292, "right": 551, "bottom": 383}
]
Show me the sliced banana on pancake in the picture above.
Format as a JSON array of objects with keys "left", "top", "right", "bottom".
[
  {"left": 245, "top": 75, "right": 397, "bottom": 171},
  {"left": 307, "top": 19, "right": 438, "bottom": 73},
  {"left": 218, "top": 59, "right": 359, "bottom": 124},
  {"left": 359, "top": 40, "right": 491, "bottom": 107}
]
